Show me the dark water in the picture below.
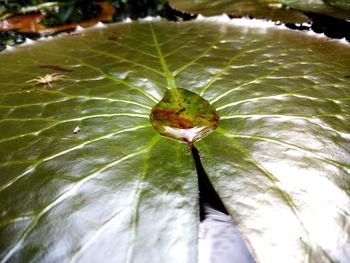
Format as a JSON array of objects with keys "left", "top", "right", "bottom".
[{"left": 190, "top": 144, "right": 256, "bottom": 263}]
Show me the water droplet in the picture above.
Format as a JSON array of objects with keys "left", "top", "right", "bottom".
[{"left": 150, "top": 88, "right": 219, "bottom": 142}]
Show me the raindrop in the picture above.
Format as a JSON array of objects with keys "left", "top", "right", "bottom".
[{"left": 150, "top": 88, "right": 219, "bottom": 142}]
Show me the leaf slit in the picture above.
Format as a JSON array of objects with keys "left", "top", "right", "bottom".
[{"left": 189, "top": 143, "right": 256, "bottom": 262}]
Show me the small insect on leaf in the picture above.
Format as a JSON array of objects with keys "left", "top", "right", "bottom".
[
  {"left": 73, "top": 126, "right": 81, "bottom": 134},
  {"left": 26, "top": 73, "right": 64, "bottom": 87}
]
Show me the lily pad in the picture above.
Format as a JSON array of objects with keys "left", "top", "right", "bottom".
[
  {"left": 0, "top": 19, "right": 350, "bottom": 263},
  {"left": 169, "top": 0, "right": 350, "bottom": 20}
]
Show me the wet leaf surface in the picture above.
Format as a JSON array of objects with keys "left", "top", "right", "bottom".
[
  {"left": 150, "top": 88, "right": 219, "bottom": 142},
  {"left": 0, "top": 19, "right": 350, "bottom": 263}
]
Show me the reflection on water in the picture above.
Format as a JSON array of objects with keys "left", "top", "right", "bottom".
[
  {"left": 191, "top": 144, "right": 256, "bottom": 263},
  {"left": 199, "top": 205, "right": 255, "bottom": 263}
]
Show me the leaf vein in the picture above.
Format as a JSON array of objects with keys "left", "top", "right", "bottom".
[{"left": 0, "top": 146, "right": 150, "bottom": 263}]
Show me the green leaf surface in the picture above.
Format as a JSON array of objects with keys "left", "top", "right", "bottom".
[
  {"left": 0, "top": 19, "right": 350, "bottom": 263},
  {"left": 169, "top": 0, "right": 350, "bottom": 20}
]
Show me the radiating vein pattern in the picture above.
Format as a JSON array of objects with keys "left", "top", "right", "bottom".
[{"left": 0, "top": 19, "right": 349, "bottom": 263}]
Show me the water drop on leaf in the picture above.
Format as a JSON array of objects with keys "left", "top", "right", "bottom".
[{"left": 150, "top": 88, "right": 219, "bottom": 142}]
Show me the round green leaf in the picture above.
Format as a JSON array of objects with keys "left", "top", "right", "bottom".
[{"left": 0, "top": 19, "right": 349, "bottom": 263}]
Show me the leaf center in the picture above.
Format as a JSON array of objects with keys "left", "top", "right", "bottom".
[{"left": 150, "top": 88, "right": 220, "bottom": 142}]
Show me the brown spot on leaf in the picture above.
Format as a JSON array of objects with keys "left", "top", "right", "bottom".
[
  {"left": 151, "top": 108, "right": 193, "bottom": 129},
  {"left": 40, "top": 65, "right": 73, "bottom": 72},
  {"left": 108, "top": 36, "right": 119, "bottom": 41},
  {"left": 150, "top": 88, "right": 220, "bottom": 142}
]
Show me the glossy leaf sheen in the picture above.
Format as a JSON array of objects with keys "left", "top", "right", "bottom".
[{"left": 0, "top": 20, "right": 350, "bottom": 263}]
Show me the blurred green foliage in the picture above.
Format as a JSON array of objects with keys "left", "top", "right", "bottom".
[
  {"left": 0, "top": 0, "right": 195, "bottom": 49},
  {"left": 0, "top": 0, "right": 170, "bottom": 22},
  {"left": 0, "top": 0, "right": 349, "bottom": 50},
  {"left": 0, "top": 0, "right": 196, "bottom": 27}
]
